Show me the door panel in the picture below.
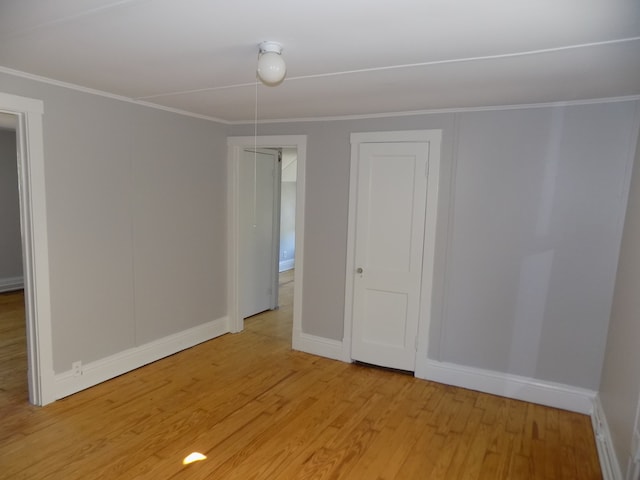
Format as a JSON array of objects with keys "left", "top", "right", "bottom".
[
  {"left": 240, "top": 148, "right": 279, "bottom": 318},
  {"left": 351, "top": 142, "right": 429, "bottom": 371}
]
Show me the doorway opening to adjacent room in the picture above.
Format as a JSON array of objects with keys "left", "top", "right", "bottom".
[
  {"left": 227, "top": 135, "right": 306, "bottom": 348},
  {"left": 0, "top": 92, "right": 54, "bottom": 406},
  {"left": 0, "top": 115, "right": 27, "bottom": 405}
]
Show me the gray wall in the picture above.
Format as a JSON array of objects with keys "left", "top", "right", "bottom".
[
  {"left": 234, "top": 114, "right": 457, "bottom": 341},
  {"left": 440, "top": 105, "right": 636, "bottom": 389},
  {"left": 233, "top": 100, "right": 639, "bottom": 390},
  {"left": 0, "top": 71, "right": 229, "bottom": 373},
  {"left": 2, "top": 65, "right": 638, "bottom": 393},
  {"left": 600, "top": 129, "right": 640, "bottom": 478},
  {"left": 0, "top": 128, "right": 22, "bottom": 284}
]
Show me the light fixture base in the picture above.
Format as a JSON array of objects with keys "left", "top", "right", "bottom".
[{"left": 259, "top": 41, "right": 283, "bottom": 55}]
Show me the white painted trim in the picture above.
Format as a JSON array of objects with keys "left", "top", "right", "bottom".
[
  {"left": 592, "top": 395, "right": 625, "bottom": 480},
  {"left": 279, "top": 259, "right": 295, "bottom": 272},
  {"left": 416, "top": 132, "right": 442, "bottom": 376},
  {"left": 54, "top": 316, "right": 229, "bottom": 400},
  {"left": 0, "top": 276, "right": 24, "bottom": 292},
  {"left": 632, "top": 395, "right": 640, "bottom": 470},
  {"left": 417, "top": 359, "right": 596, "bottom": 414},
  {"left": 0, "top": 66, "right": 229, "bottom": 125},
  {"left": 226, "top": 135, "right": 307, "bottom": 346},
  {"left": 292, "top": 331, "right": 345, "bottom": 362},
  {"left": 343, "top": 130, "right": 443, "bottom": 367},
  {"left": 342, "top": 134, "right": 360, "bottom": 362},
  {"left": 0, "top": 92, "right": 55, "bottom": 406},
  {"left": 229, "top": 96, "right": 640, "bottom": 125}
]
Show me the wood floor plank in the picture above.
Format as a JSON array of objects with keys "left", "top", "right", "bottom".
[
  {"left": 0, "top": 280, "right": 603, "bottom": 479},
  {"left": 544, "top": 428, "right": 564, "bottom": 479},
  {"left": 393, "top": 424, "right": 443, "bottom": 479}
]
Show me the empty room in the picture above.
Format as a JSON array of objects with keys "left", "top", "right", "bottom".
[{"left": 1, "top": 1, "right": 639, "bottom": 479}]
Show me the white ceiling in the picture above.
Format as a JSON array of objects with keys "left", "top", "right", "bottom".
[{"left": 0, "top": 0, "right": 639, "bottom": 123}]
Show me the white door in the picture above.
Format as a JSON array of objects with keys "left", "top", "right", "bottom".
[
  {"left": 240, "top": 148, "right": 280, "bottom": 318},
  {"left": 351, "top": 142, "right": 429, "bottom": 371}
]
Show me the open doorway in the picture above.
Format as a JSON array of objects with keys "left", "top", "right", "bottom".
[
  {"left": 0, "top": 115, "right": 28, "bottom": 403},
  {"left": 227, "top": 135, "right": 306, "bottom": 348},
  {"left": 0, "top": 92, "right": 54, "bottom": 406},
  {"left": 239, "top": 146, "right": 298, "bottom": 321}
]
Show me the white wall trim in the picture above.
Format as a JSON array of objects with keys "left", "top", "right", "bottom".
[
  {"left": 279, "top": 259, "right": 295, "bottom": 272},
  {"left": 4, "top": 64, "right": 638, "bottom": 128},
  {"left": 592, "top": 395, "right": 625, "bottom": 480},
  {"left": 54, "top": 316, "right": 229, "bottom": 400},
  {"left": 0, "top": 66, "right": 229, "bottom": 125},
  {"left": 229, "top": 96, "right": 640, "bottom": 125},
  {"left": 0, "top": 276, "right": 24, "bottom": 292},
  {"left": 417, "top": 359, "right": 596, "bottom": 414},
  {"left": 292, "top": 331, "right": 345, "bottom": 362}
]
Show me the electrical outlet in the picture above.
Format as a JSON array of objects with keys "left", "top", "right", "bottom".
[{"left": 72, "top": 361, "right": 82, "bottom": 377}]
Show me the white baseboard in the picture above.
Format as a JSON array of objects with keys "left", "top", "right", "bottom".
[
  {"left": 279, "top": 259, "right": 295, "bottom": 272},
  {"left": 592, "top": 395, "right": 625, "bottom": 480},
  {"left": 54, "top": 316, "right": 229, "bottom": 399},
  {"left": 292, "top": 330, "right": 345, "bottom": 362},
  {"left": 416, "top": 359, "right": 596, "bottom": 415},
  {"left": 0, "top": 275, "right": 24, "bottom": 292}
]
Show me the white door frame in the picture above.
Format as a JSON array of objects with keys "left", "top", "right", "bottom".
[
  {"left": 0, "top": 92, "right": 55, "bottom": 405},
  {"left": 227, "top": 135, "right": 306, "bottom": 340},
  {"left": 343, "top": 130, "right": 442, "bottom": 375}
]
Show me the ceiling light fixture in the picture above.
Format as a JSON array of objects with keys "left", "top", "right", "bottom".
[{"left": 257, "top": 41, "right": 286, "bottom": 86}]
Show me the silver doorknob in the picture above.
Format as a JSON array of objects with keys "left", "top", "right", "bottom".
[{"left": 356, "top": 267, "right": 363, "bottom": 274}]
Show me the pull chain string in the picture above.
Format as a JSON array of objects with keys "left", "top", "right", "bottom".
[{"left": 253, "top": 73, "right": 258, "bottom": 227}]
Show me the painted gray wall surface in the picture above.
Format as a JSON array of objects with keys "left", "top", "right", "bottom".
[
  {"left": 233, "top": 114, "right": 456, "bottom": 341},
  {"left": 0, "top": 71, "right": 229, "bottom": 372},
  {"left": 279, "top": 182, "right": 296, "bottom": 268},
  {"left": 234, "top": 101, "right": 639, "bottom": 389},
  {"left": 0, "top": 128, "right": 22, "bottom": 281},
  {"left": 442, "top": 104, "right": 637, "bottom": 389},
  {"left": 2, "top": 64, "right": 637, "bottom": 392},
  {"left": 600, "top": 128, "right": 640, "bottom": 478}
]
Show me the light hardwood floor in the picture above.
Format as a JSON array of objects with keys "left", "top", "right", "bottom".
[{"left": 0, "top": 273, "right": 602, "bottom": 479}]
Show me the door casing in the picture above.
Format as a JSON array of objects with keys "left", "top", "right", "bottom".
[
  {"left": 343, "top": 130, "right": 442, "bottom": 376},
  {"left": 0, "top": 92, "right": 55, "bottom": 405}
]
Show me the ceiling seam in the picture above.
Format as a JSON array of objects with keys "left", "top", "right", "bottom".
[
  {"left": 0, "top": 0, "right": 149, "bottom": 40},
  {"left": 136, "top": 36, "right": 640, "bottom": 101}
]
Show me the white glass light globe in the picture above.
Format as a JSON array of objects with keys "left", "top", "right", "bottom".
[{"left": 257, "top": 52, "right": 286, "bottom": 86}]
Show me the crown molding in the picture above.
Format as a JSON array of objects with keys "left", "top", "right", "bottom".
[
  {"left": 229, "top": 95, "right": 640, "bottom": 125},
  {"left": 2, "top": 65, "right": 638, "bottom": 126},
  {"left": 0, "top": 66, "right": 231, "bottom": 125}
]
